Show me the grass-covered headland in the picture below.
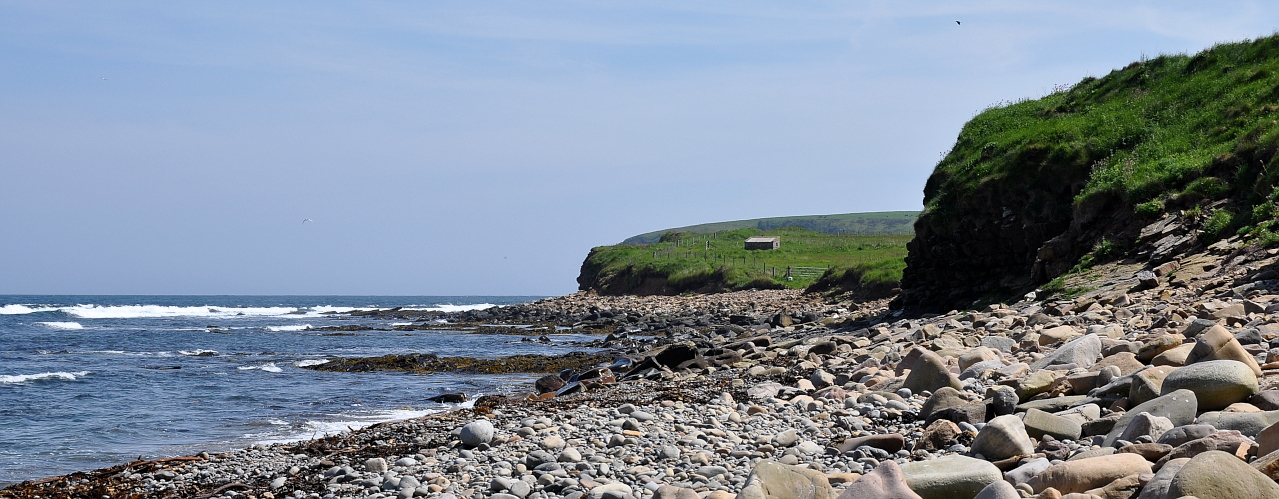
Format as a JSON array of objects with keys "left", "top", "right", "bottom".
[
  {"left": 577, "top": 226, "right": 910, "bottom": 296},
  {"left": 900, "top": 34, "right": 1279, "bottom": 309}
]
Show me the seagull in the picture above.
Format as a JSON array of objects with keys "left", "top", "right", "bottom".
[
  {"left": 955, "top": 20, "right": 961, "bottom": 25},
  {"left": 101, "top": 77, "right": 108, "bottom": 80},
  {"left": 302, "top": 218, "right": 313, "bottom": 225}
]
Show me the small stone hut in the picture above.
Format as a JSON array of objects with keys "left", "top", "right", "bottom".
[{"left": 744, "top": 236, "right": 780, "bottom": 250}]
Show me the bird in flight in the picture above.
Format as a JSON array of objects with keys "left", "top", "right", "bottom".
[
  {"left": 302, "top": 218, "right": 314, "bottom": 225},
  {"left": 101, "top": 77, "right": 108, "bottom": 80},
  {"left": 955, "top": 20, "right": 961, "bottom": 25}
]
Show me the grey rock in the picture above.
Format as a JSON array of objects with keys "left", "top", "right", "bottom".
[
  {"left": 1116, "top": 412, "right": 1174, "bottom": 444},
  {"left": 1103, "top": 389, "right": 1198, "bottom": 447},
  {"left": 899, "top": 454, "right": 1002, "bottom": 499},
  {"left": 1167, "top": 450, "right": 1279, "bottom": 498},
  {"left": 973, "top": 480, "right": 1019, "bottom": 499},
  {"left": 1194, "top": 410, "right": 1279, "bottom": 437},
  {"left": 1003, "top": 457, "right": 1051, "bottom": 486},
  {"left": 459, "top": 419, "right": 495, "bottom": 447},
  {"left": 1031, "top": 333, "right": 1102, "bottom": 370},
  {"left": 1022, "top": 408, "right": 1082, "bottom": 441},
  {"left": 740, "top": 459, "right": 836, "bottom": 499},
  {"left": 971, "top": 415, "right": 1034, "bottom": 461},
  {"left": 509, "top": 480, "right": 532, "bottom": 498},
  {"left": 1160, "top": 359, "right": 1260, "bottom": 411},
  {"left": 1156, "top": 424, "right": 1217, "bottom": 447},
  {"left": 1136, "top": 457, "right": 1189, "bottom": 499},
  {"left": 365, "top": 457, "right": 388, "bottom": 473}
]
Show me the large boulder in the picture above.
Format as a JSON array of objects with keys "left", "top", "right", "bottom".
[
  {"left": 1025, "top": 453, "right": 1152, "bottom": 494},
  {"left": 1103, "top": 389, "right": 1198, "bottom": 447},
  {"left": 1186, "top": 325, "right": 1262, "bottom": 377},
  {"left": 1160, "top": 360, "right": 1259, "bottom": 411},
  {"left": 899, "top": 454, "right": 1001, "bottom": 499},
  {"left": 836, "top": 460, "right": 921, "bottom": 499},
  {"left": 1031, "top": 333, "right": 1102, "bottom": 370},
  {"left": 902, "top": 347, "right": 963, "bottom": 394},
  {"left": 970, "top": 415, "right": 1034, "bottom": 461},
  {"left": 739, "top": 459, "right": 837, "bottom": 499},
  {"left": 1167, "top": 450, "right": 1279, "bottom": 499}
]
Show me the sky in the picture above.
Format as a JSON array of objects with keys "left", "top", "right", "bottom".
[{"left": 2, "top": 1, "right": 1277, "bottom": 296}]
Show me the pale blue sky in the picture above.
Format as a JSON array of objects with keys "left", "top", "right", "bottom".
[{"left": 2, "top": 1, "right": 1276, "bottom": 295}]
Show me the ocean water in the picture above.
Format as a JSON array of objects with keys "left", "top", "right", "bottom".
[{"left": 0, "top": 295, "right": 584, "bottom": 486}]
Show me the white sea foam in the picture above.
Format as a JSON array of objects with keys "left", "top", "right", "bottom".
[
  {"left": 178, "top": 349, "right": 219, "bottom": 357},
  {"left": 403, "top": 303, "right": 498, "bottom": 313},
  {"left": 391, "top": 322, "right": 413, "bottom": 326},
  {"left": 266, "top": 324, "right": 311, "bottom": 332},
  {"left": 36, "top": 321, "right": 83, "bottom": 330},
  {"left": 0, "top": 304, "right": 55, "bottom": 315},
  {"left": 250, "top": 408, "right": 439, "bottom": 445},
  {"left": 238, "top": 363, "right": 283, "bottom": 373},
  {"left": 293, "top": 359, "right": 329, "bottom": 367},
  {"left": 64, "top": 304, "right": 301, "bottom": 319},
  {"left": 0, "top": 371, "right": 90, "bottom": 384}
]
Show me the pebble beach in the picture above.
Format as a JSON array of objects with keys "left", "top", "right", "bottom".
[{"left": 11, "top": 239, "right": 1279, "bottom": 499}]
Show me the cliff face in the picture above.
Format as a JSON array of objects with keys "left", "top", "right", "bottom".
[{"left": 895, "top": 35, "right": 1279, "bottom": 311}]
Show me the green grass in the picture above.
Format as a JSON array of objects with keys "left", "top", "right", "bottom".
[
  {"left": 924, "top": 34, "right": 1279, "bottom": 242},
  {"left": 621, "top": 211, "right": 918, "bottom": 244},
  {"left": 578, "top": 227, "right": 911, "bottom": 294}
]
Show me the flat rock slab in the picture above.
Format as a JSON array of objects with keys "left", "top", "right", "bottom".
[{"left": 899, "top": 454, "right": 1001, "bottom": 499}]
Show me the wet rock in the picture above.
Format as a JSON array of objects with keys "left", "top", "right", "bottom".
[{"left": 535, "top": 375, "right": 567, "bottom": 394}]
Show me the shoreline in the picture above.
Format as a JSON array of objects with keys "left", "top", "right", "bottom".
[{"left": 12, "top": 261, "right": 1279, "bottom": 499}]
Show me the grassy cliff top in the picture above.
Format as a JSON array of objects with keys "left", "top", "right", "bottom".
[
  {"left": 579, "top": 227, "right": 909, "bottom": 295},
  {"left": 926, "top": 34, "right": 1279, "bottom": 239},
  {"left": 621, "top": 211, "right": 918, "bottom": 245}
]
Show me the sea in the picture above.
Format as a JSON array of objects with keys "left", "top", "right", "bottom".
[{"left": 0, "top": 295, "right": 591, "bottom": 486}]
